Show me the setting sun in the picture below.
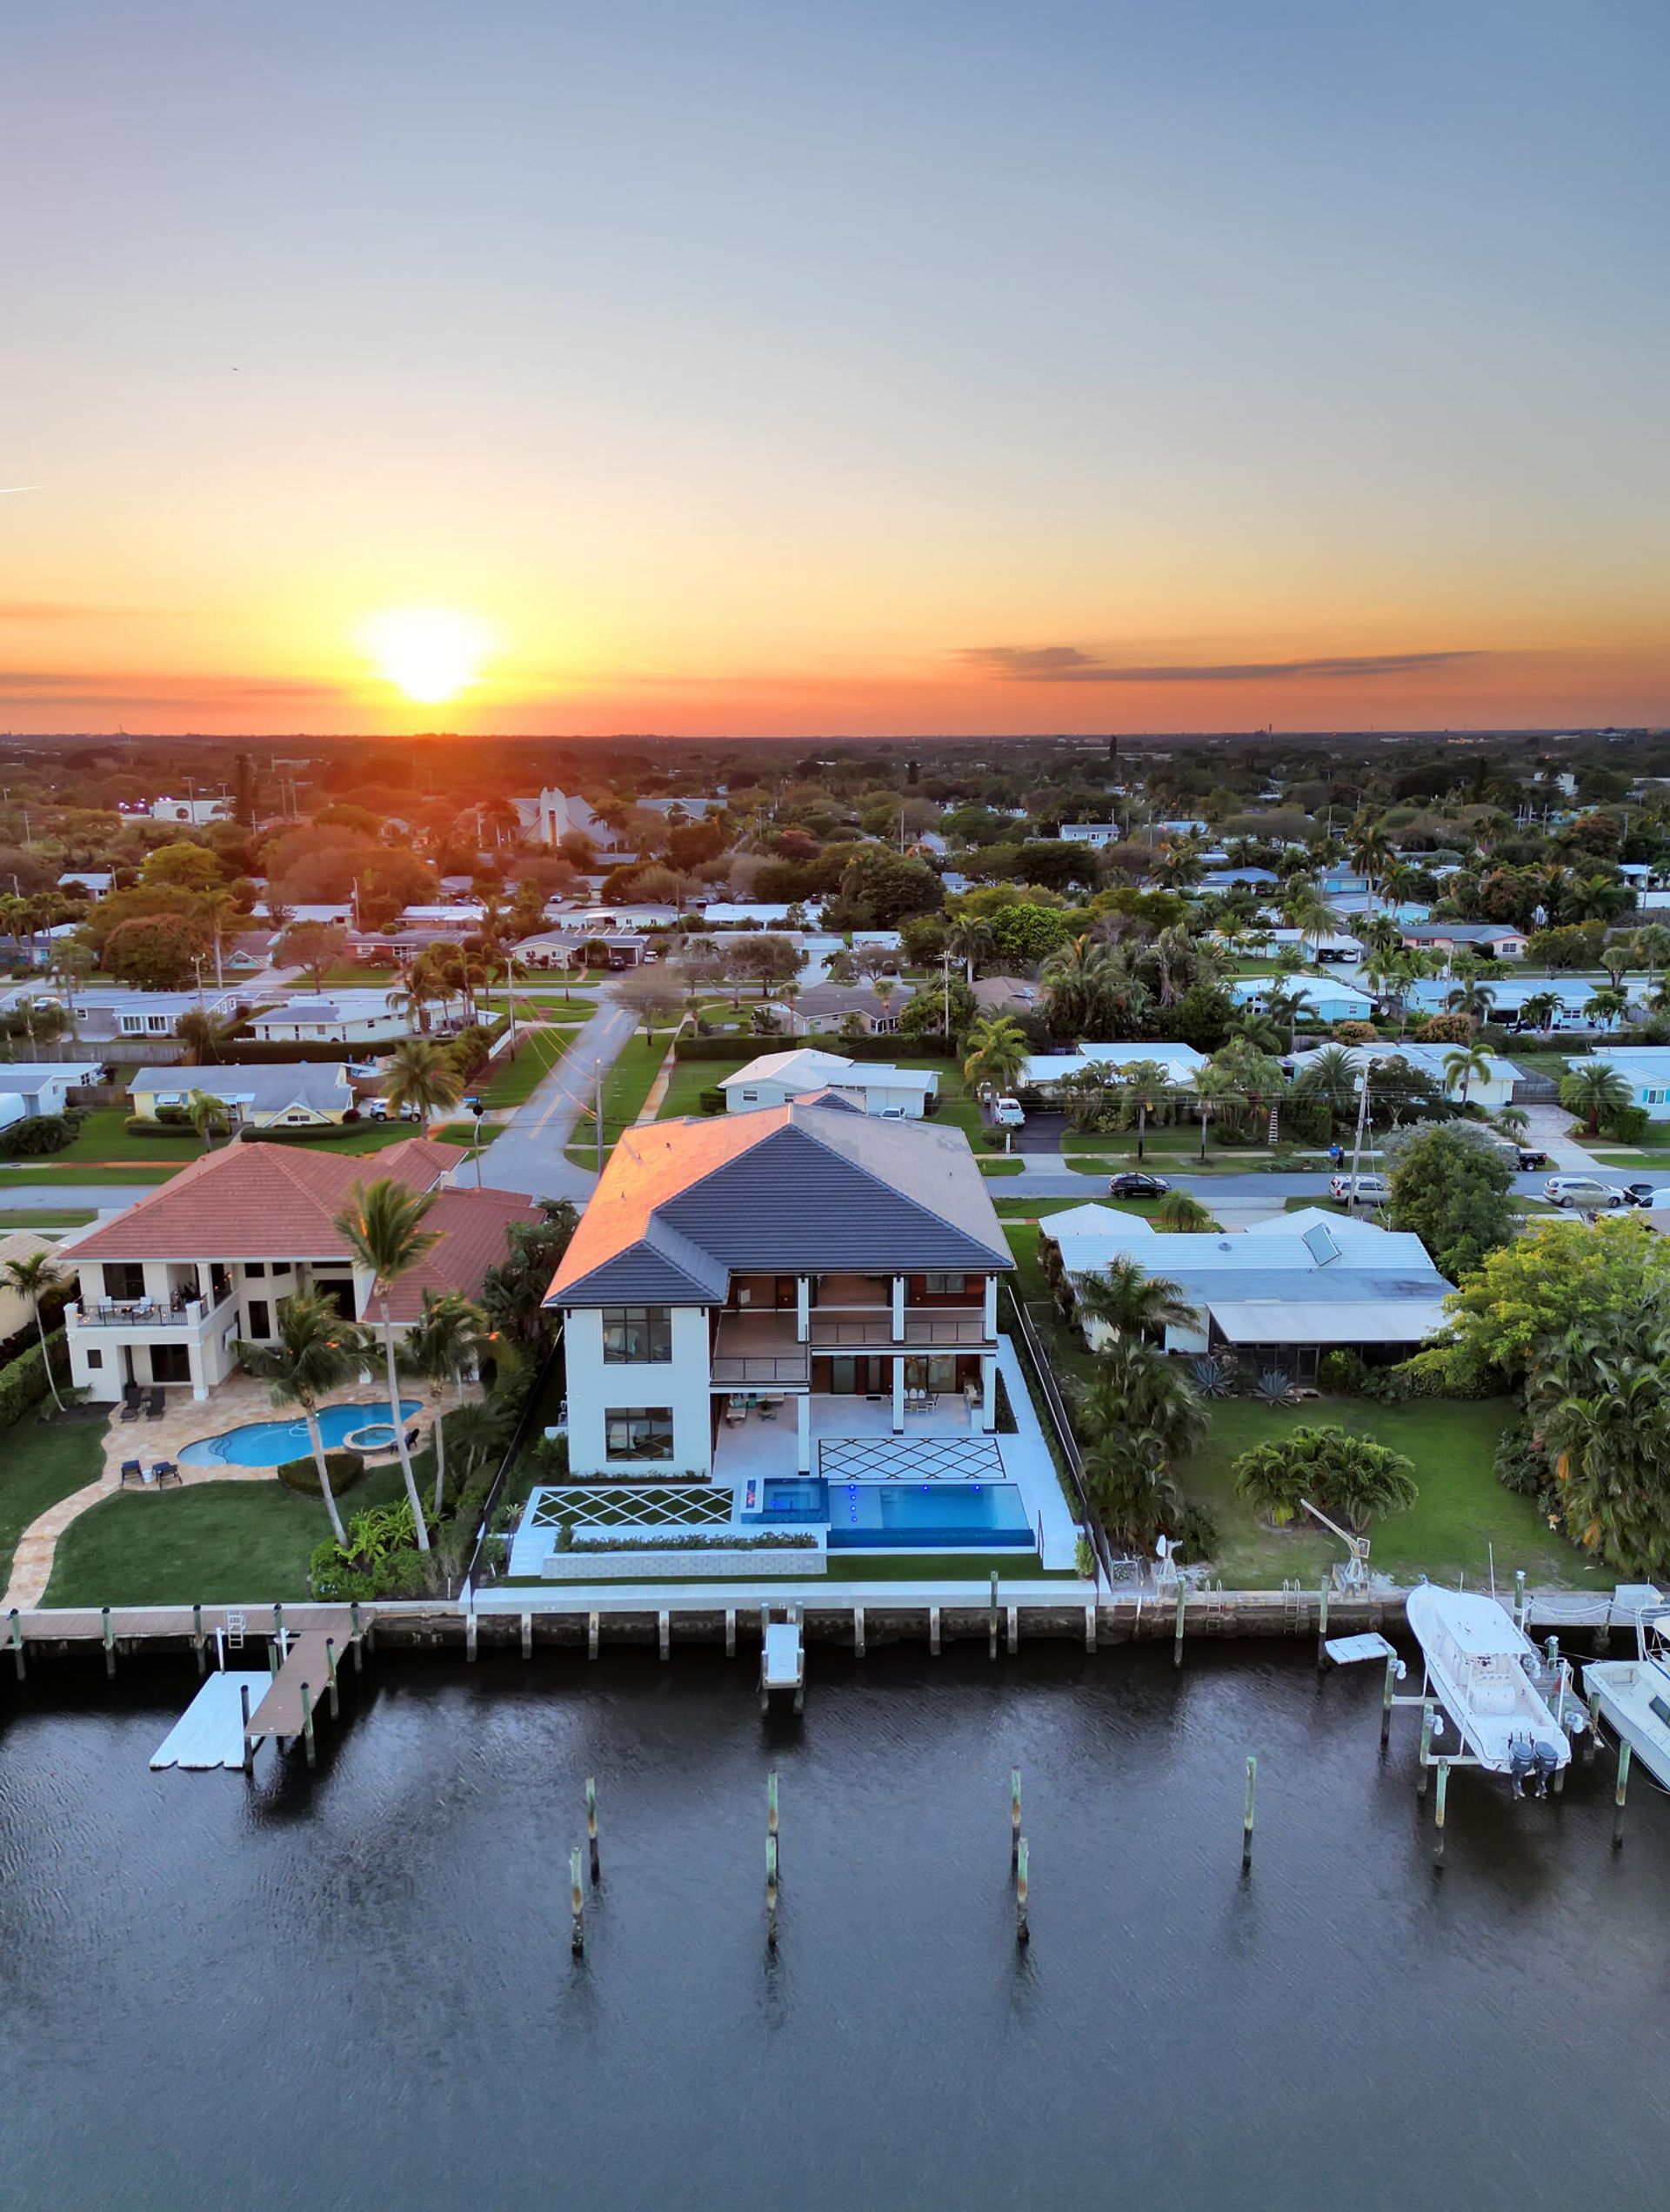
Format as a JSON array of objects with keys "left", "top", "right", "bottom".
[{"left": 362, "top": 608, "right": 493, "bottom": 705}]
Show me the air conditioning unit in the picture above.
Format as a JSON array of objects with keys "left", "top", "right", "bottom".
[{"left": 737, "top": 1288, "right": 752, "bottom": 1306}]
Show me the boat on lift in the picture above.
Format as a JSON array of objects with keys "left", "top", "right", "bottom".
[
  {"left": 1583, "top": 1603, "right": 1670, "bottom": 1788},
  {"left": 1406, "top": 1584, "right": 1572, "bottom": 1797}
]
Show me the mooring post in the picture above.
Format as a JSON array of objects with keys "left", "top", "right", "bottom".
[
  {"left": 1433, "top": 1760, "right": 1449, "bottom": 1865},
  {"left": 1010, "top": 1767, "right": 1022, "bottom": 1870},
  {"left": 1007, "top": 1605, "right": 1019, "bottom": 1655},
  {"left": 1015, "top": 1836, "right": 1030, "bottom": 1946},
  {"left": 765, "top": 1833, "right": 779, "bottom": 1951},
  {"left": 325, "top": 1636, "right": 339, "bottom": 1718},
  {"left": 1586, "top": 1689, "right": 1601, "bottom": 1767},
  {"left": 988, "top": 1572, "right": 999, "bottom": 1660},
  {"left": 767, "top": 1769, "right": 779, "bottom": 1873},
  {"left": 1417, "top": 1700, "right": 1434, "bottom": 1797},
  {"left": 724, "top": 1607, "right": 736, "bottom": 1658},
  {"left": 1315, "top": 1578, "right": 1329, "bottom": 1670},
  {"left": 1514, "top": 1568, "right": 1526, "bottom": 1631},
  {"left": 589, "top": 1610, "right": 600, "bottom": 1661},
  {"left": 521, "top": 1611, "right": 533, "bottom": 1660},
  {"left": 586, "top": 1775, "right": 600, "bottom": 1881},
  {"left": 1613, "top": 1740, "right": 1632, "bottom": 1850},
  {"left": 1241, "top": 1756, "right": 1256, "bottom": 1874},
  {"left": 570, "top": 1846, "right": 584, "bottom": 1956},
  {"left": 351, "top": 1600, "right": 364, "bottom": 1672},
  {"left": 1379, "top": 1652, "right": 1398, "bottom": 1750},
  {"left": 300, "top": 1681, "right": 316, "bottom": 1769},
  {"left": 102, "top": 1604, "right": 115, "bottom": 1678},
  {"left": 192, "top": 1600, "right": 205, "bottom": 1675},
  {"left": 852, "top": 1604, "right": 864, "bottom": 1658},
  {"left": 465, "top": 1608, "right": 478, "bottom": 1662},
  {"left": 272, "top": 1601, "right": 284, "bottom": 1654},
  {"left": 929, "top": 1605, "right": 941, "bottom": 1656},
  {"left": 1084, "top": 1601, "right": 1096, "bottom": 1652},
  {"left": 1173, "top": 1580, "right": 1186, "bottom": 1669},
  {"left": 267, "top": 1637, "right": 279, "bottom": 1678},
  {"left": 9, "top": 1607, "right": 23, "bottom": 1682},
  {"left": 239, "top": 1681, "right": 253, "bottom": 1774},
  {"left": 658, "top": 1609, "right": 671, "bottom": 1661}
]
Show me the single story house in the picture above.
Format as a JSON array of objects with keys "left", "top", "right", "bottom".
[
  {"left": 512, "top": 928, "right": 647, "bottom": 970},
  {"left": 793, "top": 982, "right": 903, "bottom": 1034},
  {"left": 1041, "top": 1204, "right": 1453, "bottom": 1382},
  {"left": 719, "top": 1048, "right": 938, "bottom": 1119},
  {"left": 0, "top": 1061, "right": 91, "bottom": 1126},
  {"left": 1588, "top": 1049, "right": 1670, "bottom": 1123},
  {"left": 1021, "top": 1041, "right": 1206, "bottom": 1099},
  {"left": 129, "top": 1062, "right": 354, "bottom": 1127},
  {"left": 246, "top": 991, "right": 411, "bottom": 1046},
  {"left": 1402, "top": 974, "right": 1623, "bottom": 1029},
  {"left": 1230, "top": 974, "right": 1378, "bottom": 1023},
  {"left": 1292, "top": 1041, "right": 1524, "bottom": 1112},
  {"left": 4, "top": 986, "right": 247, "bottom": 1043},
  {"left": 1059, "top": 823, "right": 1123, "bottom": 849},
  {"left": 57, "top": 870, "right": 114, "bottom": 900},
  {"left": 150, "top": 795, "right": 228, "bottom": 825},
  {"left": 1400, "top": 921, "right": 1528, "bottom": 961},
  {"left": 1198, "top": 866, "right": 1279, "bottom": 890},
  {"left": 59, "top": 1137, "right": 538, "bottom": 1402}
]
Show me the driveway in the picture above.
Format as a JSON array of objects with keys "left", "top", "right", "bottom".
[{"left": 477, "top": 993, "right": 638, "bottom": 1205}]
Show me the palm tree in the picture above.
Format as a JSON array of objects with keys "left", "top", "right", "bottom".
[
  {"left": 1073, "top": 1254, "right": 1201, "bottom": 1345},
  {"left": 1293, "top": 1044, "right": 1358, "bottom": 1138},
  {"left": 1265, "top": 983, "right": 1311, "bottom": 1054},
  {"left": 1446, "top": 976, "right": 1497, "bottom": 1032},
  {"left": 1442, "top": 1043, "right": 1492, "bottom": 1109},
  {"left": 1495, "top": 1105, "right": 1531, "bottom": 1142},
  {"left": 384, "top": 1037, "right": 462, "bottom": 1133},
  {"left": 947, "top": 913, "right": 995, "bottom": 984},
  {"left": 1288, "top": 889, "right": 1341, "bottom": 962},
  {"left": 1074, "top": 1338, "right": 1208, "bottom": 1549},
  {"left": 172, "top": 1006, "right": 240, "bottom": 1065},
  {"left": 331, "top": 1178, "right": 442, "bottom": 1551},
  {"left": 233, "top": 1292, "right": 368, "bottom": 1546},
  {"left": 1519, "top": 991, "right": 1560, "bottom": 1037},
  {"left": 1118, "top": 1058, "right": 1171, "bottom": 1161},
  {"left": 1154, "top": 1189, "right": 1218, "bottom": 1233},
  {"left": 1559, "top": 1061, "right": 1630, "bottom": 1138},
  {"left": 402, "top": 1288, "right": 488, "bottom": 1516},
  {"left": 1584, "top": 986, "right": 1628, "bottom": 1030},
  {"left": 184, "top": 1086, "right": 230, "bottom": 1152},
  {"left": 1631, "top": 926, "right": 1670, "bottom": 996},
  {"left": 961, "top": 1015, "right": 1028, "bottom": 1104},
  {"left": 0, "top": 1246, "right": 69, "bottom": 1413}
]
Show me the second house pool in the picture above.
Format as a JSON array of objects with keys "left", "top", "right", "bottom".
[{"left": 179, "top": 1400, "right": 423, "bottom": 1469}]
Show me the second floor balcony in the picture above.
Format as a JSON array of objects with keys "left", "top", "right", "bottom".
[{"left": 711, "top": 1312, "right": 810, "bottom": 1387}]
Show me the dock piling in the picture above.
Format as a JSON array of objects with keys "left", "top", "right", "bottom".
[
  {"left": 520, "top": 1611, "right": 532, "bottom": 1660},
  {"left": 1010, "top": 1767, "right": 1022, "bottom": 1870},
  {"left": 1015, "top": 1836, "right": 1030, "bottom": 1946},
  {"left": 988, "top": 1573, "right": 999, "bottom": 1660},
  {"left": 589, "top": 1610, "right": 600, "bottom": 1661},
  {"left": 1514, "top": 1568, "right": 1526, "bottom": 1630},
  {"left": 272, "top": 1601, "right": 284, "bottom": 1653},
  {"left": 1084, "top": 1602, "right": 1096, "bottom": 1653},
  {"left": 192, "top": 1601, "right": 204, "bottom": 1675},
  {"left": 852, "top": 1604, "right": 864, "bottom": 1657},
  {"left": 658, "top": 1609, "right": 671, "bottom": 1661},
  {"left": 570, "top": 1846, "right": 584, "bottom": 1955},
  {"left": 102, "top": 1605, "right": 115, "bottom": 1678},
  {"left": 325, "top": 1637, "right": 339, "bottom": 1718},
  {"left": 1315, "top": 1578, "right": 1329, "bottom": 1669},
  {"left": 1613, "top": 1740, "right": 1631, "bottom": 1849},
  {"left": 9, "top": 1607, "right": 23, "bottom": 1682},
  {"left": 239, "top": 1681, "right": 252, "bottom": 1774},
  {"left": 465, "top": 1609, "right": 478, "bottom": 1662},
  {"left": 1173, "top": 1581, "right": 1186, "bottom": 1669},
  {"left": 725, "top": 1607, "right": 736, "bottom": 1659},
  {"left": 300, "top": 1681, "right": 316, "bottom": 1768},
  {"left": 586, "top": 1775, "right": 600, "bottom": 1881},
  {"left": 1433, "top": 1760, "right": 1449, "bottom": 1865},
  {"left": 929, "top": 1605, "right": 941, "bottom": 1656},
  {"left": 1379, "top": 1653, "right": 1398, "bottom": 1750},
  {"left": 1586, "top": 1690, "right": 1600, "bottom": 1767},
  {"left": 1241, "top": 1756, "right": 1256, "bottom": 1874},
  {"left": 351, "top": 1601, "right": 364, "bottom": 1672},
  {"left": 1007, "top": 1605, "right": 1019, "bottom": 1656},
  {"left": 767, "top": 1770, "right": 779, "bottom": 1876},
  {"left": 1417, "top": 1700, "right": 1433, "bottom": 1797}
]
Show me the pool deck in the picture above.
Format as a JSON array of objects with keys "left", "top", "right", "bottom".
[{"left": 0, "top": 1382, "right": 439, "bottom": 1613}]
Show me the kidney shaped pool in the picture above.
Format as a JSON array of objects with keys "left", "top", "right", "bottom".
[{"left": 178, "top": 1400, "right": 422, "bottom": 1468}]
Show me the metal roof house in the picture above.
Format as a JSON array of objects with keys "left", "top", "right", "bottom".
[
  {"left": 1041, "top": 1204, "right": 1453, "bottom": 1384},
  {"left": 718, "top": 1048, "right": 938, "bottom": 1117},
  {"left": 545, "top": 1099, "right": 1012, "bottom": 1479}
]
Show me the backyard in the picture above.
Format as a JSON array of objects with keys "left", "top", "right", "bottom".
[{"left": 0, "top": 1415, "right": 107, "bottom": 1593}]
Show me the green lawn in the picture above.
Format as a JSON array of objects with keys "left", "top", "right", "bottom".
[
  {"left": 0, "top": 1163, "right": 177, "bottom": 1186},
  {"left": 320, "top": 965, "right": 397, "bottom": 986},
  {"left": 1179, "top": 1395, "right": 1582, "bottom": 1589},
  {"left": 656, "top": 1053, "right": 753, "bottom": 1119},
  {"left": 481, "top": 1025, "right": 580, "bottom": 1109},
  {"left": 43, "top": 1458, "right": 414, "bottom": 1607},
  {"left": 0, "top": 1414, "right": 107, "bottom": 1591},
  {"left": 0, "top": 1209, "right": 96, "bottom": 1228},
  {"left": 54, "top": 1108, "right": 204, "bottom": 1163},
  {"left": 979, "top": 1157, "right": 1025, "bottom": 1176},
  {"left": 564, "top": 1033, "right": 673, "bottom": 1165}
]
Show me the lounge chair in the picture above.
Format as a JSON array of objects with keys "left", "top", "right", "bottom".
[
  {"left": 150, "top": 1460, "right": 181, "bottom": 1487},
  {"left": 144, "top": 1388, "right": 165, "bottom": 1420},
  {"left": 118, "top": 1459, "right": 144, "bottom": 1486},
  {"left": 120, "top": 1384, "right": 143, "bottom": 1423}
]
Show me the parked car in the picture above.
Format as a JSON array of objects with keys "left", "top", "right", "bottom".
[
  {"left": 1329, "top": 1173, "right": 1390, "bottom": 1204},
  {"left": 992, "top": 1095, "right": 1026, "bottom": 1128},
  {"left": 1543, "top": 1175, "right": 1627, "bottom": 1210},
  {"left": 1108, "top": 1171, "right": 1170, "bottom": 1199},
  {"left": 1514, "top": 1147, "right": 1550, "bottom": 1172},
  {"left": 1623, "top": 1182, "right": 1664, "bottom": 1207}
]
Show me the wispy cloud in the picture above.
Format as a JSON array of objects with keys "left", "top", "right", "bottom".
[
  {"left": 0, "top": 671, "right": 341, "bottom": 707},
  {"left": 957, "top": 645, "right": 1482, "bottom": 684}
]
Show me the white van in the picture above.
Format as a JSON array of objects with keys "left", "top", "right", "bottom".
[{"left": 993, "top": 1096, "right": 1026, "bottom": 1128}]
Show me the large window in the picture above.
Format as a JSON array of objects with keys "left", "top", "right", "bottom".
[
  {"left": 605, "top": 1407, "right": 674, "bottom": 1460},
  {"left": 601, "top": 1306, "right": 672, "bottom": 1363},
  {"left": 924, "top": 1273, "right": 967, "bottom": 1296},
  {"left": 103, "top": 1263, "right": 146, "bottom": 1302}
]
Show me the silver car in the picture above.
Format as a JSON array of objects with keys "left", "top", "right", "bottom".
[{"left": 1543, "top": 1175, "right": 1627, "bottom": 1210}]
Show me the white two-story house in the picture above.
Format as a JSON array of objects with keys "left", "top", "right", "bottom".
[
  {"left": 546, "top": 1096, "right": 1015, "bottom": 1479},
  {"left": 60, "top": 1138, "right": 538, "bottom": 1400}
]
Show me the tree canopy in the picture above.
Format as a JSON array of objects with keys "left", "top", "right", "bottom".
[{"left": 1385, "top": 1122, "right": 1516, "bottom": 1283}]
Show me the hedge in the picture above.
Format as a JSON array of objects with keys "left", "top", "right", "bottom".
[
  {"left": 0, "top": 1331, "right": 70, "bottom": 1428},
  {"left": 671, "top": 1032, "right": 955, "bottom": 1061},
  {"left": 0, "top": 1113, "right": 79, "bottom": 1158},
  {"left": 124, "top": 1115, "right": 204, "bottom": 1139},
  {"left": 237, "top": 1123, "right": 367, "bottom": 1145},
  {"left": 278, "top": 1447, "right": 366, "bottom": 1496}
]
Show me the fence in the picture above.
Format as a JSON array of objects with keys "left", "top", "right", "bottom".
[{"left": 461, "top": 1330, "right": 564, "bottom": 1595}]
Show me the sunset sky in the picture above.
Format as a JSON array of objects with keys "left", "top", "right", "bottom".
[{"left": 3, "top": 2, "right": 1667, "bottom": 737}]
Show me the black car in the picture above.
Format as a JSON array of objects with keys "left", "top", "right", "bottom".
[
  {"left": 1515, "top": 1147, "right": 1551, "bottom": 1172},
  {"left": 1108, "top": 1171, "right": 1171, "bottom": 1199},
  {"left": 1624, "top": 1181, "right": 1659, "bottom": 1207}
]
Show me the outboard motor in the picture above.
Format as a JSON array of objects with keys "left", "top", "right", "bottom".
[
  {"left": 1533, "top": 1741, "right": 1560, "bottom": 1799},
  {"left": 1508, "top": 1734, "right": 1536, "bottom": 1800}
]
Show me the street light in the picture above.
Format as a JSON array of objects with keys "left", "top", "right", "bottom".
[{"left": 464, "top": 1094, "right": 485, "bottom": 1188}]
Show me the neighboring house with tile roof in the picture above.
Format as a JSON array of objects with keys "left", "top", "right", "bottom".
[
  {"left": 545, "top": 1099, "right": 1012, "bottom": 1476},
  {"left": 58, "top": 1138, "right": 538, "bottom": 1402}
]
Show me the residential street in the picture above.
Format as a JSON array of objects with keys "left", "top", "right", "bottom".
[{"left": 476, "top": 992, "right": 638, "bottom": 1205}]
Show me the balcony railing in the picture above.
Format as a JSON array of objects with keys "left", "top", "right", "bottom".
[
  {"left": 711, "top": 1350, "right": 811, "bottom": 1385},
  {"left": 72, "top": 1290, "right": 231, "bottom": 1331},
  {"left": 807, "top": 1309, "right": 991, "bottom": 1349}
]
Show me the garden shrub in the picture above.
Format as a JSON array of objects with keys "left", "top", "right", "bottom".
[
  {"left": 0, "top": 1113, "right": 78, "bottom": 1157},
  {"left": 1600, "top": 1104, "right": 1649, "bottom": 1143},
  {"left": 1417, "top": 1013, "right": 1473, "bottom": 1044},
  {"left": 1334, "top": 1021, "right": 1379, "bottom": 1046},
  {"left": 277, "top": 1447, "right": 365, "bottom": 1497},
  {"left": 1362, "top": 1346, "right": 1493, "bottom": 1401},
  {"left": 1170, "top": 1500, "right": 1221, "bottom": 1561},
  {"left": 0, "top": 1332, "right": 69, "bottom": 1428},
  {"left": 1317, "top": 1349, "right": 1368, "bottom": 1395},
  {"left": 124, "top": 1115, "right": 202, "bottom": 1138},
  {"left": 698, "top": 1086, "right": 726, "bottom": 1114}
]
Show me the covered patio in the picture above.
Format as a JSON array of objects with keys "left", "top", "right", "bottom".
[{"left": 712, "top": 1390, "right": 981, "bottom": 1487}]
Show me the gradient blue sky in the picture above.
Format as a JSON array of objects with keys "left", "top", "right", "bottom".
[{"left": 3, "top": 1, "right": 1667, "bottom": 732}]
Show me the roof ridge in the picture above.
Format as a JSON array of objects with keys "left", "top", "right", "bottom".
[{"left": 748, "top": 1114, "right": 1007, "bottom": 1256}]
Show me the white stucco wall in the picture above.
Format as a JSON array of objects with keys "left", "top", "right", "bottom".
[{"left": 564, "top": 1303, "right": 714, "bottom": 1477}]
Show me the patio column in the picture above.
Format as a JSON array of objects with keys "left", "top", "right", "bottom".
[
  {"left": 892, "top": 1275, "right": 905, "bottom": 1342},
  {"left": 980, "top": 1353, "right": 996, "bottom": 1433},
  {"left": 892, "top": 1356, "right": 905, "bottom": 1432},
  {"left": 796, "top": 1393, "right": 811, "bottom": 1474},
  {"left": 189, "top": 1338, "right": 209, "bottom": 1402},
  {"left": 983, "top": 1274, "right": 998, "bottom": 1338},
  {"left": 796, "top": 1274, "right": 810, "bottom": 1343}
]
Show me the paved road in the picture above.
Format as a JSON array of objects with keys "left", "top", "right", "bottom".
[
  {"left": 0, "top": 1183, "right": 159, "bottom": 1214},
  {"left": 477, "top": 994, "right": 638, "bottom": 1205},
  {"left": 999, "top": 1164, "right": 1580, "bottom": 1204}
]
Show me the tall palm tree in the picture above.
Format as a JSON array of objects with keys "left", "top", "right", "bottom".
[
  {"left": 1072, "top": 1254, "right": 1201, "bottom": 1345},
  {"left": 332, "top": 1178, "right": 441, "bottom": 1550},
  {"left": 961, "top": 1015, "right": 1028, "bottom": 1104},
  {"left": 1293, "top": 1044, "right": 1358, "bottom": 1138},
  {"left": 1442, "top": 1044, "right": 1492, "bottom": 1109},
  {"left": 1518, "top": 991, "right": 1560, "bottom": 1036},
  {"left": 1584, "top": 986, "right": 1628, "bottom": 1030},
  {"left": 1118, "top": 1058, "right": 1171, "bottom": 1161},
  {"left": 1631, "top": 925, "right": 1670, "bottom": 996},
  {"left": 173, "top": 1005, "right": 242, "bottom": 1066},
  {"left": 946, "top": 913, "right": 995, "bottom": 984},
  {"left": 1287, "top": 889, "right": 1341, "bottom": 962},
  {"left": 0, "top": 1246, "right": 69, "bottom": 1412},
  {"left": 1559, "top": 1062, "right": 1630, "bottom": 1138},
  {"left": 1265, "top": 982, "right": 1311, "bottom": 1054},
  {"left": 1446, "top": 976, "right": 1497, "bottom": 1032},
  {"left": 384, "top": 1037, "right": 462, "bottom": 1133},
  {"left": 1074, "top": 1337, "right": 1208, "bottom": 1549},
  {"left": 401, "top": 1288, "right": 488, "bottom": 1516},
  {"left": 234, "top": 1292, "right": 369, "bottom": 1547}
]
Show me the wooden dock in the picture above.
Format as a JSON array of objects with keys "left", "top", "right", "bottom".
[{"left": 247, "top": 1629, "right": 344, "bottom": 1748}]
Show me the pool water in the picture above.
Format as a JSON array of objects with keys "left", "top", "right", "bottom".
[
  {"left": 825, "top": 1479, "right": 1034, "bottom": 1549},
  {"left": 178, "top": 1400, "right": 422, "bottom": 1468}
]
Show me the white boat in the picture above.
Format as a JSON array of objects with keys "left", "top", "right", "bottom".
[
  {"left": 1583, "top": 1605, "right": 1670, "bottom": 1788},
  {"left": 1406, "top": 1585, "right": 1571, "bottom": 1794}
]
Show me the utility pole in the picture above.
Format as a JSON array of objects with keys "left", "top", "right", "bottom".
[{"left": 595, "top": 1059, "right": 605, "bottom": 1177}]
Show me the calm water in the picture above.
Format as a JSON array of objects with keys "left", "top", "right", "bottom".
[{"left": 3, "top": 1641, "right": 1668, "bottom": 2211}]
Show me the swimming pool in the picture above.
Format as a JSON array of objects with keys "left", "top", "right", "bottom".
[
  {"left": 179, "top": 1400, "right": 422, "bottom": 1469},
  {"left": 825, "top": 1480, "right": 1034, "bottom": 1549}
]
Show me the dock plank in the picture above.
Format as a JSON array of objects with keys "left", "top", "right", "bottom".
[
  {"left": 246, "top": 1630, "right": 341, "bottom": 1739},
  {"left": 150, "top": 1674, "right": 270, "bottom": 1770}
]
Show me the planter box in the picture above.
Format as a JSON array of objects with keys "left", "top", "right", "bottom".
[{"left": 540, "top": 1547, "right": 827, "bottom": 1580}]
